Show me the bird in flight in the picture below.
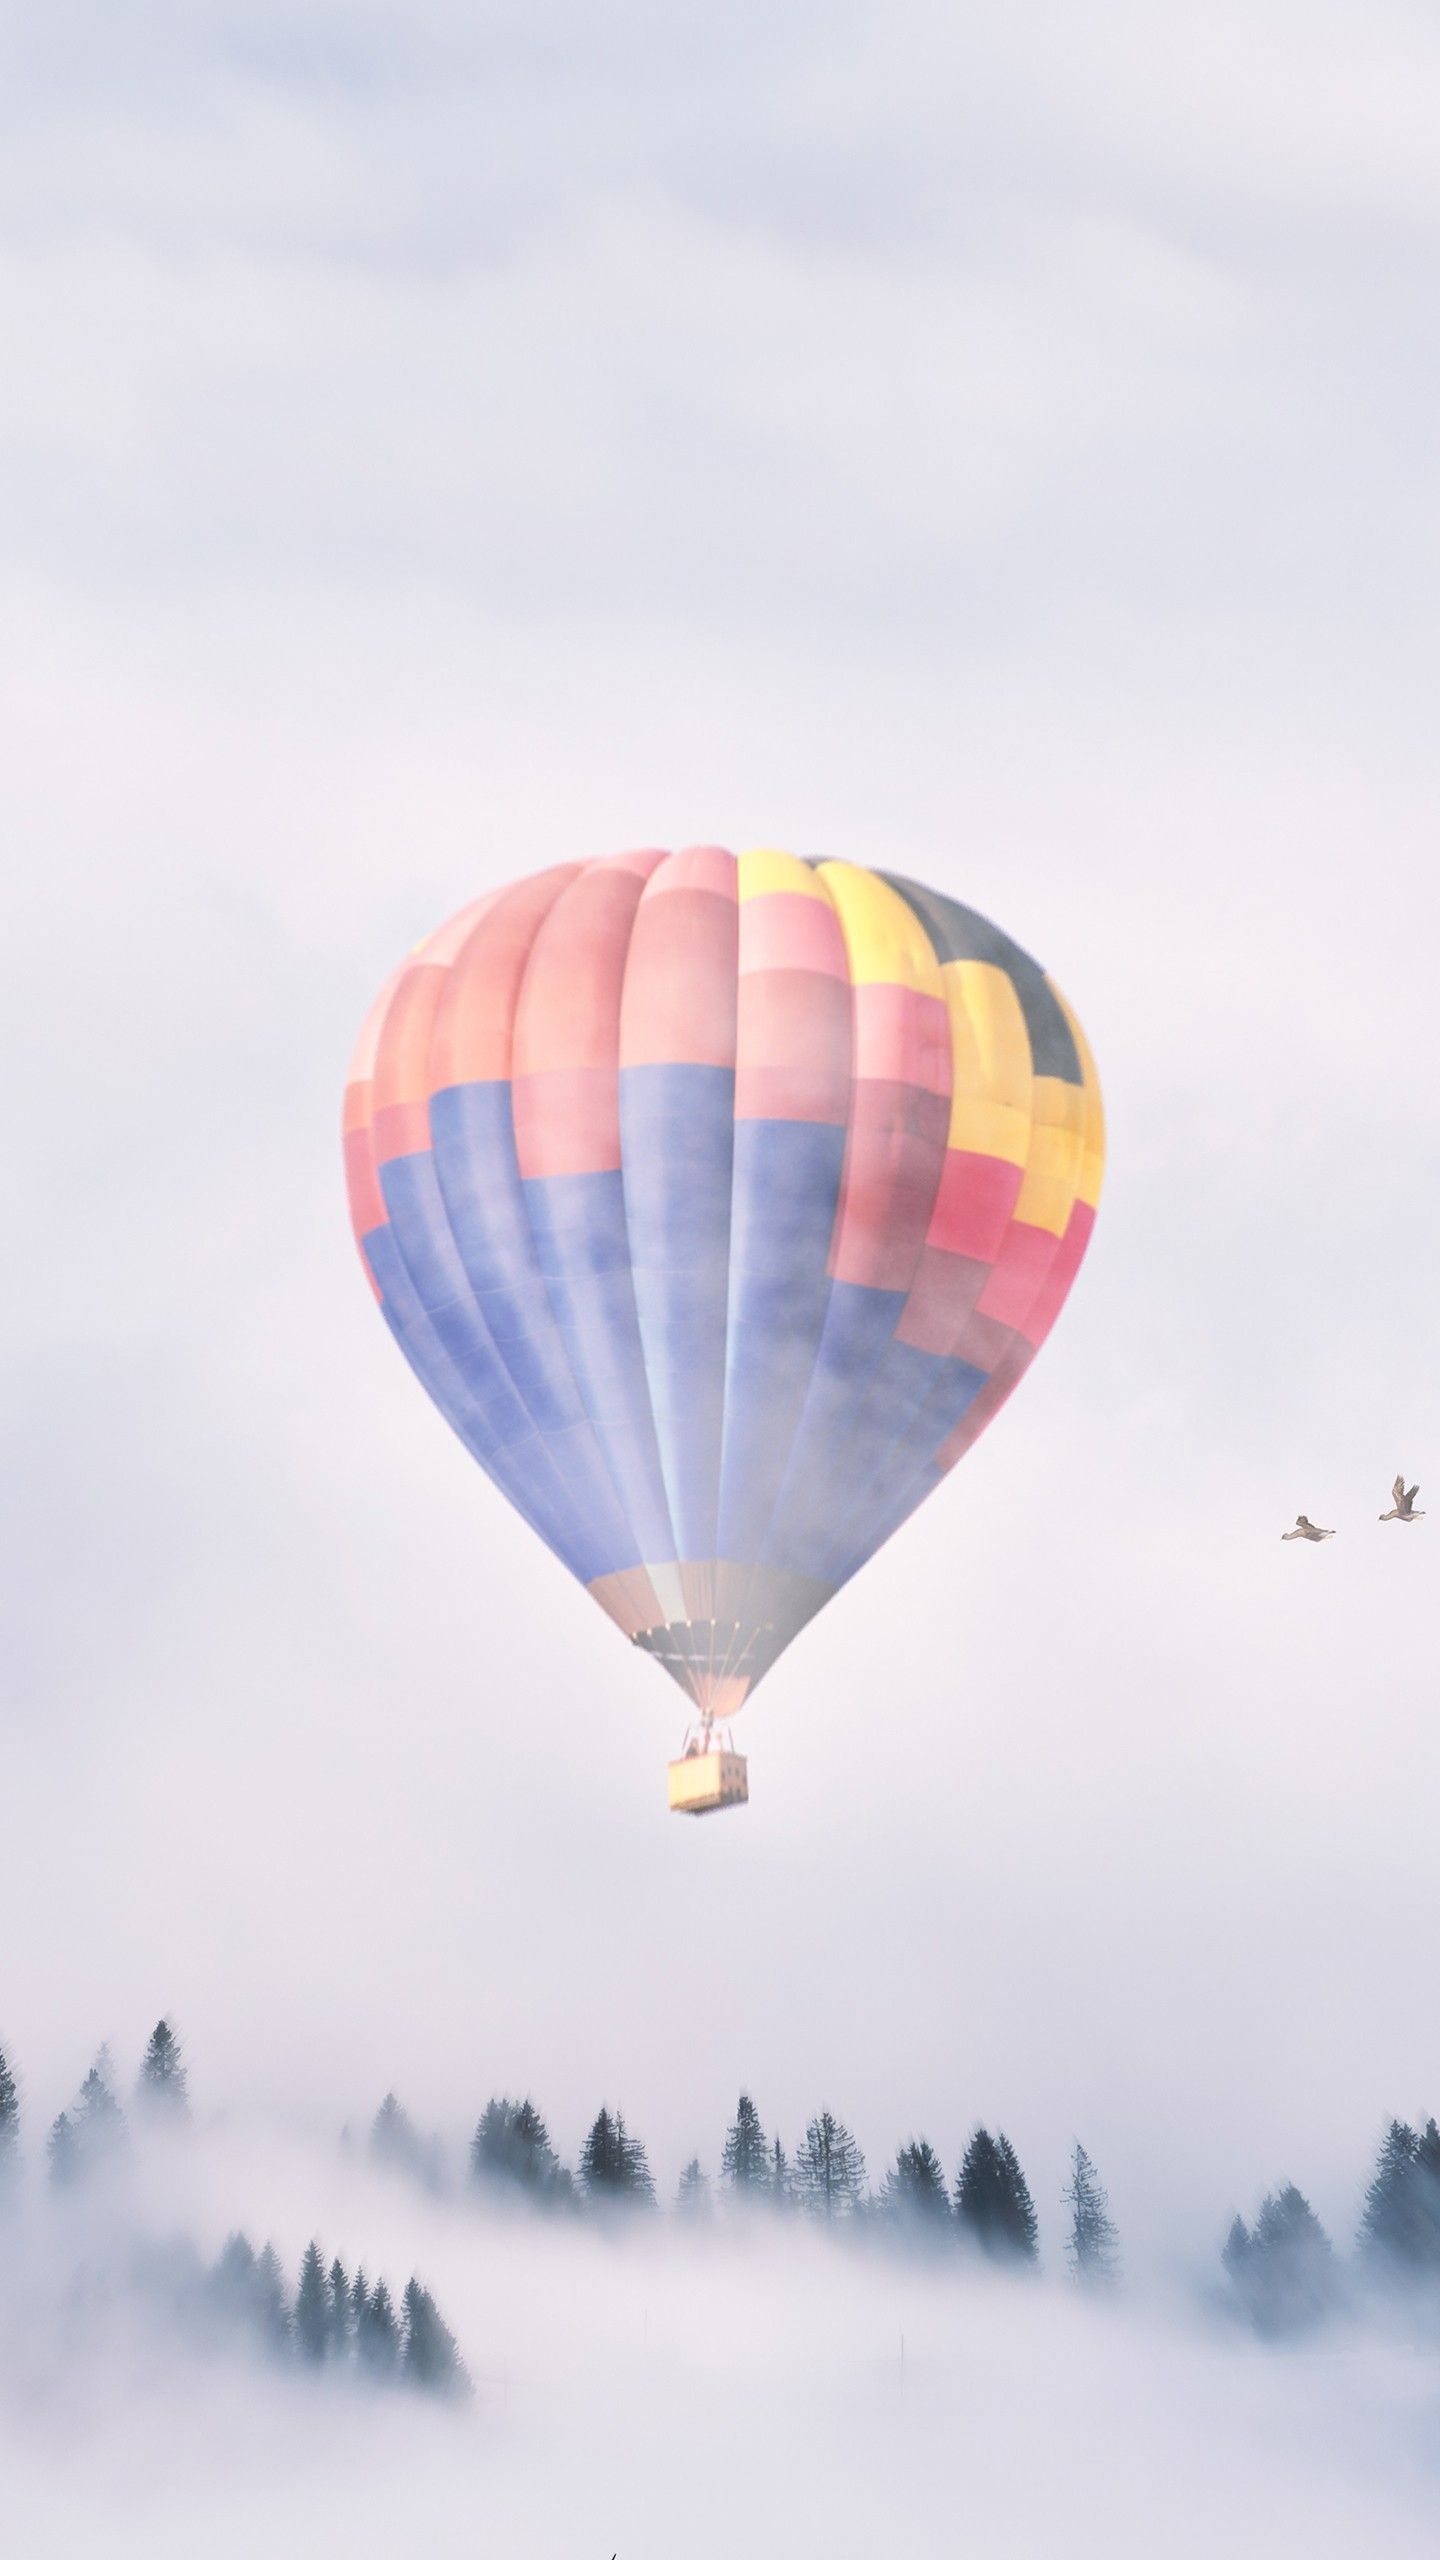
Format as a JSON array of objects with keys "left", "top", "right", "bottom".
[
  {"left": 1282, "top": 1516, "right": 1335, "bottom": 1541},
  {"left": 1379, "top": 1475, "right": 1424, "bottom": 1522}
]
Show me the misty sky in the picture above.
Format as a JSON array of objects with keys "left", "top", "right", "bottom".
[{"left": 2, "top": 0, "right": 1439, "bottom": 2261}]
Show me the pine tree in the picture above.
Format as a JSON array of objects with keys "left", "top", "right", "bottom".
[
  {"left": 1221, "top": 2215, "right": 1251, "bottom": 2281},
  {"left": 357, "top": 2278, "right": 401, "bottom": 2381},
  {"left": 136, "top": 2020, "right": 189, "bottom": 2120},
  {"left": 212, "top": 2231, "right": 257, "bottom": 2308},
  {"left": 1414, "top": 2118, "right": 1440, "bottom": 2275},
  {"left": 721, "top": 2093, "right": 769, "bottom": 2194},
  {"left": 470, "top": 2097, "right": 562, "bottom": 2200},
  {"left": 620, "top": 2113, "right": 656, "bottom": 2204},
  {"left": 349, "top": 2269, "right": 371, "bottom": 2330},
  {"left": 1227, "top": 2187, "right": 1336, "bottom": 2337},
  {"left": 208, "top": 2232, "right": 256, "bottom": 2343},
  {"left": 254, "top": 2243, "right": 291, "bottom": 2354},
  {"left": 328, "top": 2257, "right": 353, "bottom": 2362},
  {"left": 0, "top": 2046, "right": 18, "bottom": 2192},
  {"left": 1063, "top": 2144, "right": 1119, "bottom": 2287},
  {"left": 955, "top": 2129, "right": 1008, "bottom": 2254},
  {"left": 770, "top": 2137, "right": 793, "bottom": 2210},
  {"left": 880, "top": 2141, "right": 952, "bottom": 2238},
  {"left": 401, "top": 2277, "right": 470, "bottom": 2399},
  {"left": 580, "top": 2106, "right": 624, "bottom": 2197},
  {"left": 47, "top": 2111, "right": 79, "bottom": 2187},
  {"left": 294, "top": 2240, "right": 331, "bottom": 2363},
  {"left": 369, "top": 2092, "right": 427, "bottom": 2178},
  {"left": 211, "top": 2231, "right": 299, "bottom": 2358},
  {"left": 1357, "top": 2120, "right": 1423, "bottom": 2281},
  {"left": 995, "top": 2134, "right": 1039, "bottom": 2264},
  {"left": 71, "top": 2057, "right": 129, "bottom": 2176},
  {"left": 956, "top": 2127, "right": 1038, "bottom": 2263},
  {"left": 50, "top": 2058, "right": 129, "bottom": 2186},
  {"left": 793, "top": 2113, "right": 867, "bottom": 2221},
  {"left": 580, "top": 2107, "right": 655, "bottom": 2206},
  {"left": 676, "top": 2158, "right": 710, "bottom": 2216}
]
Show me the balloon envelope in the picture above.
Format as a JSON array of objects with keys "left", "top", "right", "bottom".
[{"left": 344, "top": 850, "right": 1103, "bottom": 1720}]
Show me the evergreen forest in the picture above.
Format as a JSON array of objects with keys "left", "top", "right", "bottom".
[{"left": 4, "top": 2022, "right": 1439, "bottom": 2389}]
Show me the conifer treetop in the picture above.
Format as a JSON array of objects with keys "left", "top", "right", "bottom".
[
  {"left": 0, "top": 2046, "right": 18, "bottom": 2182},
  {"left": 721, "top": 2092, "right": 769, "bottom": 2190},
  {"left": 793, "top": 2112, "right": 867, "bottom": 2220},
  {"left": 1064, "top": 2143, "right": 1120, "bottom": 2286},
  {"left": 1358, "top": 2120, "right": 1424, "bottom": 2278},
  {"left": 955, "top": 2127, "right": 1039, "bottom": 2266},
  {"left": 580, "top": 2106, "right": 656, "bottom": 2206},
  {"left": 137, "top": 2019, "right": 190, "bottom": 2118},
  {"left": 294, "top": 2239, "right": 332, "bottom": 2363},
  {"left": 1223, "top": 2184, "right": 1337, "bottom": 2337},
  {"left": 401, "top": 2277, "right": 471, "bottom": 2399}
]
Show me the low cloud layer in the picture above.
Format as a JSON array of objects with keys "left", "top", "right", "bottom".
[{"left": 4, "top": 2112, "right": 1440, "bottom": 2558}]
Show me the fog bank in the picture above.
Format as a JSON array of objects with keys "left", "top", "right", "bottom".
[{"left": 4, "top": 2119, "right": 1439, "bottom": 2558}]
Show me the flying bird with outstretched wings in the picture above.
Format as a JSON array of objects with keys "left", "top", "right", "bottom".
[
  {"left": 1379, "top": 1476, "right": 1423, "bottom": 1522},
  {"left": 1282, "top": 1515, "right": 1335, "bottom": 1542}
]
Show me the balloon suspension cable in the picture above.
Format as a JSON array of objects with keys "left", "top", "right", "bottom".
[{"left": 680, "top": 1712, "right": 738, "bottom": 1760}]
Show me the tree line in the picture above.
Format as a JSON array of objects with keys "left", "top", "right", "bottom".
[
  {"left": 0, "top": 2025, "right": 467, "bottom": 2399},
  {"left": 1, "top": 2031, "right": 1116, "bottom": 2276},
  {"left": 369, "top": 2080, "right": 1440, "bottom": 2329},
  {"left": 384, "top": 2085, "right": 1118, "bottom": 2282},
  {"left": 1221, "top": 2117, "right": 1440, "bottom": 2337},
  {"left": 0, "top": 2020, "right": 192, "bottom": 2187},
  {"left": 8, "top": 2029, "right": 1439, "bottom": 2337},
  {"left": 208, "top": 2233, "right": 468, "bottom": 2397}
]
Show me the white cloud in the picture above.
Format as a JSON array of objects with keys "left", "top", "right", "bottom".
[{"left": 5, "top": 2124, "right": 1440, "bottom": 2555}]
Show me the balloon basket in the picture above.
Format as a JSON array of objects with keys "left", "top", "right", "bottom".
[{"left": 667, "top": 1743, "right": 748, "bottom": 1817}]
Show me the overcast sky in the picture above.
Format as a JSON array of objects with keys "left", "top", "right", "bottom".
[{"left": 2, "top": 0, "right": 1438, "bottom": 2257}]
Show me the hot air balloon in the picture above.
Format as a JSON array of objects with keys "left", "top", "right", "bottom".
[{"left": 343, "top": 850, "right": 1103, "bottom": 1813}]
